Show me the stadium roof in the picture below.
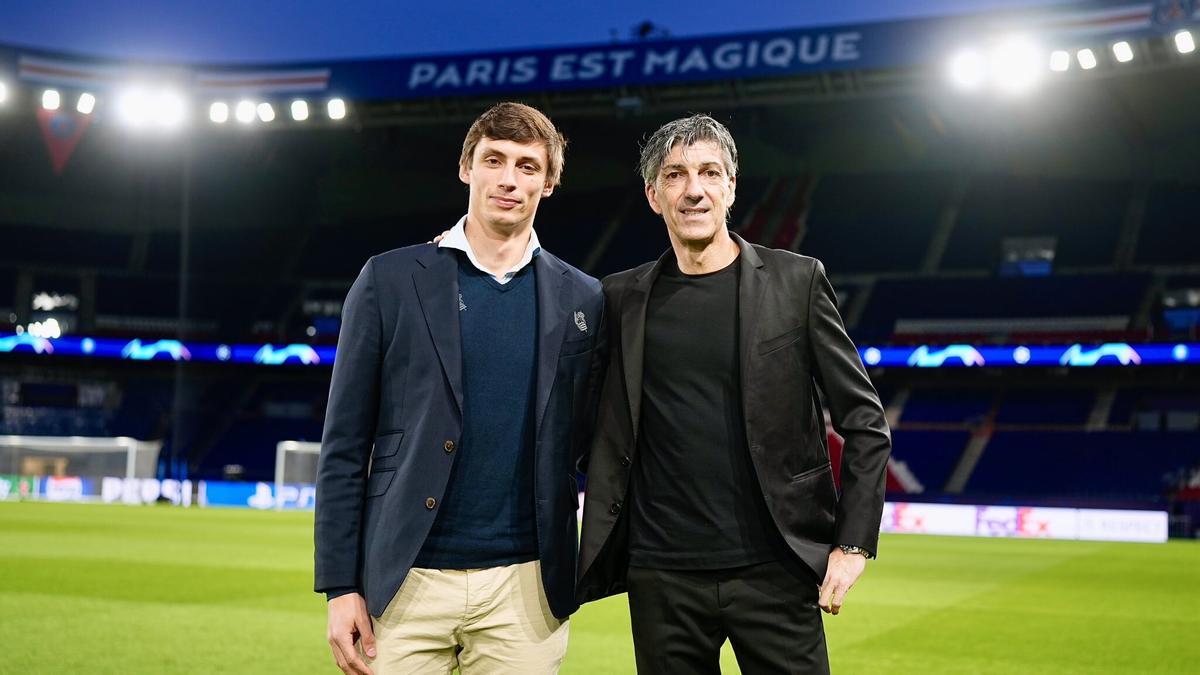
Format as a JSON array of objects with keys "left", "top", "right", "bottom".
[{"left": 0, "top": 0, "right": 1076, "bottom": 63}]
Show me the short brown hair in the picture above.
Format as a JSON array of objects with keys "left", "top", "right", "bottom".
[{"left": 460, "top": 102, "right": 567, "bottom": 187}]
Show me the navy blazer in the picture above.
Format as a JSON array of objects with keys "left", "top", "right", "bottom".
[{"left": 314, "top": 243, "right": 604, "bottom": 619}]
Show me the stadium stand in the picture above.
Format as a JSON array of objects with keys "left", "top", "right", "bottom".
[
  {"left": 799, "top": 173, "right": 951, "bottom": 273},
  {"left": 941, "top": 176, "right": 1130, "bottom": 270},
  {"left": 887, "top": 429, "right": 972, "bottom": 495},
  {"left": 993, "top": 388, "right": 1096, "bottom": 427},
  {"left": 855, "top": 273, "right": 1150, "bottom": 341},
  {"left": 964, "top": 430, "right": 1200, "bottom": 504},
  {"left": 899, "top": 387, "right": 994, "bottom": 425},
  {"left": 1136, "top": 183, "right": 1200, "bottom": 265}
]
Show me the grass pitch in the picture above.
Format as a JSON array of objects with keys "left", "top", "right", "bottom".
[{"left": 1, "top": 501, "right": 1197, "bottom": 674}]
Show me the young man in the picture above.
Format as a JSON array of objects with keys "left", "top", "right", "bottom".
[
  {"left": 577, "top": 115, "right": 891, "bottom": 673},
  {"left": 315, "top": 102, "right": 603, "bottom": 675}
]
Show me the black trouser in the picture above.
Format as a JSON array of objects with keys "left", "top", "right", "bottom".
[{"left": 627, "top": 560, "right": 829, "bottom": 675}]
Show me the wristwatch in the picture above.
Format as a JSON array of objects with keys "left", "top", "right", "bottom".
[{"left": 838, "top": 545, "right": 875, "bottom": 559}]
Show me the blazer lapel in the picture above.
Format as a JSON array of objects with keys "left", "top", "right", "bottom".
[
  {"left": 413, "top": 247, "right": 464, "bottom": 415},
  {"left": 534, "top": 252, "right": 570, "bottom": 436},
  {"left": 733, "top": 233, "right": 766, "bottom": 419},
  {"left": 622, "top": 250, "right": 670, "bottom": 447}
]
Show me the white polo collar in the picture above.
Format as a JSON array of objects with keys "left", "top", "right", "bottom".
[{"left": 438, "top": 215, "right": 540, "bottom": 284}]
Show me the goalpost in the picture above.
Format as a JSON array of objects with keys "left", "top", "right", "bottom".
[
  {"left": 274, "top": 440, "right": 321, "bottom": 511},
  {"left": 0, "top": 435, "right": 161, "bottom": 480}
]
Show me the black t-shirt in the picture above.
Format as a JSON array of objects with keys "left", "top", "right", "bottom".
[{"left": 628, "top": 256, "right": 780, "bottom": 570}]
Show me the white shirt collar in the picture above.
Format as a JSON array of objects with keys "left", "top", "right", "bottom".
[{"left": 438, "top": 215, "right": 540, "bottom": 284}]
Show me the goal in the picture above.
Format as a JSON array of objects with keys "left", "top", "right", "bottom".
[
  {"left": 0, "top": 435, "right": 161, "bottom": 480},
  {"left": 274, "top": 440, "right": 321, "bottom": 511}
]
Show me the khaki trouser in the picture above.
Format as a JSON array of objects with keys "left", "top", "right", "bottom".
[{"left": 368, "top": 560, "right": 568, "bottom": 674}]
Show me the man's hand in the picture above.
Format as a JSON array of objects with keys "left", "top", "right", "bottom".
[
  {"left": 818, "top": 548, "right": 868, "bottom": 615},
  {"left": 327, "top": 593, "right": 376, "bottom": 675},
  {"left": 430, "top": 230, "right": 452, "bottom": 244}
]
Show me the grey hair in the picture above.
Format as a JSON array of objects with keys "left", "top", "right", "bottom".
[{"left": 638, "top": 114, "right": 739, "bottom": 185}]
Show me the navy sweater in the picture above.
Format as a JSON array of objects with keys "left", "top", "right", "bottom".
[{"left": 414, "top": 259, "right": 539, "bottom": 568}]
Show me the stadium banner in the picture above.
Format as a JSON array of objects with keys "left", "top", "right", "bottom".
[
  {"left": 4, "top": 475, "right": 1172, "bottom": 543},
  {"left": 2, "top": 1, "right": 1197, "bottom": 101},
  {"left": 100, "top": 477, "right": 194, "bottom": 506},
  {"left": 39, "top": 476, "right": 94, "bottom": 502},
  {"left": 1076, "top": 508, "right": 1171, "bottom": 542},
  {"left": 0, "top": 474, "right": 39, "bottom": 500},
  {"left": 198, "top": 480, "right": 316, "bottom": 510},
  {"left": 1, "top": 332, "right": 1197, "bottom": 370},
  {"left": 881, "top": 502, "right": 978, "bottom": 536},
  {"left": 883, "top": 501, "right": 1168, "bottom": 543}
]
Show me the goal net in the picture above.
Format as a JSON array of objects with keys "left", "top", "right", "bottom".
[
  {"left": 0, "top": 435, "right": 161, "bottom": 480},
  {"left": 275, "top": 440, "right": 320, "bottom": 511}
]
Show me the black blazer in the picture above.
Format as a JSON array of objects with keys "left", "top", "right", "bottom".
[
  {"left": 314, "top": 243, "right": 604, "bottom": 619},
  {"left": 577, "top": 233, "right": 891, "bottom": 604}
]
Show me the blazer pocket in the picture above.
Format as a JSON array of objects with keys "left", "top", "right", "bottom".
[
  {"left": 790, "top": 461, "right": 831, "bottom": 483},
  {"left": 372, "top": 430, "right": 404, "bottom": 459},
  {"left": 758, "top": 324, "right": 804, "bottom": 355},
  {"left": 560, "top": 335, "right": 594, "bottom": 357},
  {"left": 365, "top": 468, "right": 395, "bottom": 498}
]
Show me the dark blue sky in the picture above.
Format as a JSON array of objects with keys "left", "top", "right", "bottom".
[{"left": 0, "top": 1, "right": 1076, "bottom": 64}]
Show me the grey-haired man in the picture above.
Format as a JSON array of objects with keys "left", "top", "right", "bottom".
[{"left": 577, "top": 115, "right": 891, "bottom": 673}]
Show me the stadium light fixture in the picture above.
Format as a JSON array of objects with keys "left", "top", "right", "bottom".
[
  {"left": 152, "top": 90, "right": 187, "bottom": 129},
  {"left": 235, "top": 100, "right": 256, "bottom": 124},
  {"left": 290, "top": 99, "right": 309, "bottom": 121},
  {"left": 256, "top": 102, "right": 275, "bottom": 122},
  {"left": 209, "top": 101, "right": 229, "bottom": 124},
  {"left": 327, "top": 97, "right": 347, "bottom": 120},
  {"left": 1176, "top": 30, "right": 1196, "bottom": 54},
  {"left": 947, "top": 50, "right": 986, "bottom": 91},
  {"left": 115, "top": 88, "right": 151, "bottom": 127},
  {"left": 0, "top": 81, "right": 8, "bottom": 104},
  {"left": 1112, "top": 41, "right": 1134, "bottom": 63},
  {"left": 1077, "top": 48, "right": 1098, "bottom": 70},
  {"left": 76, "top": 92, "right": 96, "bottom": 115},
  {"left": 41, "top": 89, "right": 61, "bottom": 111},
  {"left": 988, "top": 36, "right": 1043, "bottom": 95},
  {"left": 1049, "top": 50, "right": 1071, "bottom": 72}
]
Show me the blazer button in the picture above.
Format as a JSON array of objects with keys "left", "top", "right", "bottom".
[
  {"left": 425, "top": 497, "right": 437, "bottom": 510},
  {"left": 620, "top": 455, "right": 631, "bottom": 467},
  {"left": 609, "top": 501, "right": 622, "bottom": 515},
  {"left": 443, "top": 440, "right": 455, "bottom": 453}
]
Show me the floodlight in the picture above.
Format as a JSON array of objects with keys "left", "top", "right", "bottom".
[
  {"left": 76, "top": 92, "right": 96, "bottom": 115},
  {"left": 235, "top": 100, "right": 256, "bottom": 124},
  {"left": 153, "top": 90, "right": 186, "bottom": 128},
  {"left": 209, "top": 101, "right": 229, "bottom": 123},
  {"left": 42, "top": 89, "right": 61, "bottom": 111},
  {"left": 327, "top": 97, "right": 347, "bottom": 120},
  {"left": 947, "top": 50, "right": 986, "bottom": 91},
  {"left": 1049, "top": 50, "right": 1071, "bottom": 72},
  {"left": 1112, "top": 41, "right": 1134, "bottom": 63},
  {"left": 290, "top": 100, "right": 309, "bottom": 121},
  {"left": 115, "top": 88, "right": 151, "bottom": 127},
  {"left": 1176, "top": 30, "right": 1195, "bottom": 54},
  {"left": 988, "top": 36, "right": 1043, "bottom": 95},
  {"left": 256, "top": 102, "right": 275, "bottom": 122},
  {"left": 1077, "top": 48, "right": 1098, "bottom": 70}
]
